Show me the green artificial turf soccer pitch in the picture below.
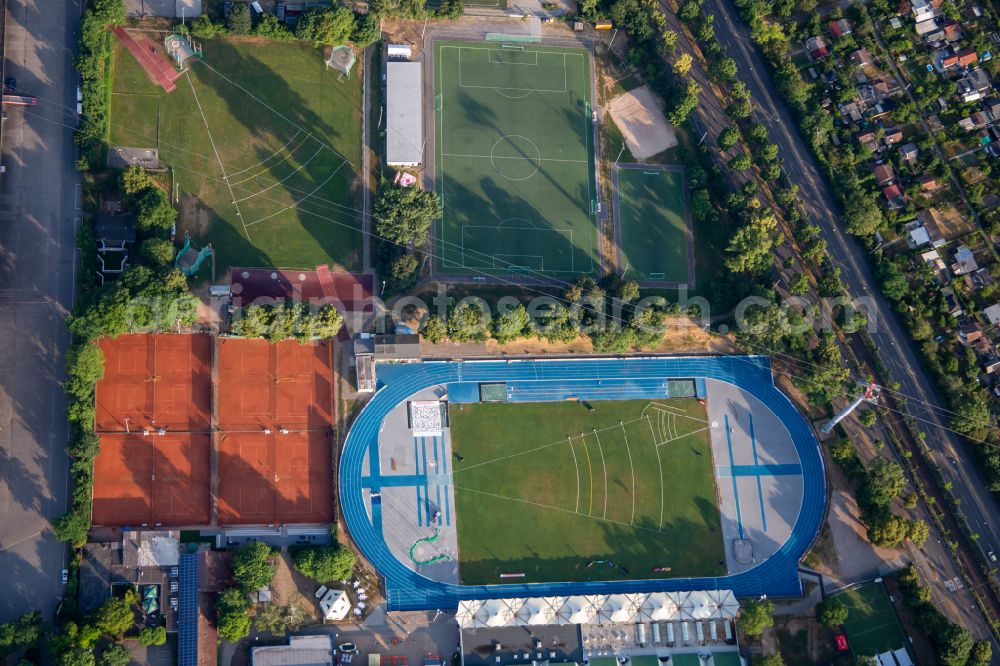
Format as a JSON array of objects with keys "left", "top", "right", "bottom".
[
  {"left": 616, "top": 166, "right": 689, "bottom": 283},
  {"left": 111, "top": 38, "right": 363, "bottom": 273},
  {"left": 448, "top": 399, "right": 726, "bottom": 584},
  {"left": 834, "top": 582, "right": 912, "bottom": 660},
  {"left": 434, "top": 40, "right": 599, "bottom": 277}
]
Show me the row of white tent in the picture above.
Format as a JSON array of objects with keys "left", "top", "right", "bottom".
[{"left": 456, "top": 591, "right": 741, "bottom": 629}]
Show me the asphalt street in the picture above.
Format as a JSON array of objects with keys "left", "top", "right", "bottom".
[
  {"left": 700, "top": 0, "right": 1000, "bottom": 635},
  {"left": 0, "top": 0, "right": 80, "bottom": 622}
]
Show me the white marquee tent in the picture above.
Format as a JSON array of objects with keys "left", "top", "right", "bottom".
[{"left": 456, "top": 590, "right": 740, "bottom": 628}]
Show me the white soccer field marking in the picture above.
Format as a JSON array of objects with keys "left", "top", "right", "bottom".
[
  {"left": 620, "top": 421, "right": 637, "bottom": 526},
  {"left": 233, "top": 145, "right": 325, "bottom": 203},
  {"left": 646, "top": 416, "right": 666, "bottom": 530},
  {"left": 568, "top": 436, "right": 581, "bottom": 514},
  {"left": 593, "top": 429, "right": 609, "bottom": 520}
]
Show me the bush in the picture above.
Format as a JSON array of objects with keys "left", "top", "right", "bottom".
[
  {"left": 295, "top": 6, "right": 355, "bottom": 45},
  {"left": 815, "top": 597, "right": 848, "bottom": 626},
  {"left": 74, "top": 0, "right": 126, "bottom": 147},
  {"left": 226, "top": 1, "right": 252, "bottom": 34},
  {"left": 190, "top": 14, "right": 220, "bottom": 39},
  {"left": 351, "top": 12, "right": 380, "bottom": 45},
  {"left": 140, "top": 238, "right": 176, "bottom": 267},
  {"left": 134, "top": 187, "right": 177, "bottom": 233},
  {"left": 293, "top": 546, "right": 356, "bottom": 583},
  {"left": 737, "top": 598, "right": 774, "bottom": 636},
  {"left": 99, "top": 644, "right": 131, "bottom": 666},
  {"left": 138, "top": 626, "right": 167, "bottom": 647}
]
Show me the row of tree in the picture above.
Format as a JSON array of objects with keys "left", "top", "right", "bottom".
[{"left": 229, "top": 302, "right": 344, "bottom": 342}]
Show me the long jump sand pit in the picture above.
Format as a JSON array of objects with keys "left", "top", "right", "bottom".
[{"left": 606, "top": 85, "right": 678, "bottom": 160}]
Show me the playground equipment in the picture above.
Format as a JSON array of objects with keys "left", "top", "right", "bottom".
[
  {"left": 164, "top": 33, "right": 202, "bottom": 70},
  {"left": 174, "top": 232, "right": 213, "bottom": 277}
]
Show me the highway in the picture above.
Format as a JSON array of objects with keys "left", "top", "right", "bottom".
[
  {"left": 0, "top": 0, "right": 80, "bottom": 622},
  {"left": 698, "top": 0, "right": 1000, "bottom": 638}
]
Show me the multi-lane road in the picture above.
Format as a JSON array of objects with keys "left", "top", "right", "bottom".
[{"left": 0, "top": 0, "right": 80, "bottom": 622}]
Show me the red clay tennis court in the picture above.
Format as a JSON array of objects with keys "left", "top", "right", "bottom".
[
  {"left": 96, "top": 334, "right": 212, "bottom": 432},
  {"left": 92, "top": 433, "right": 211, "bottom": 526},
  {"left": 217, "top": 338, "right": 334, "bottom": 430},
  {"left": 217, "top": 430, "right": 333, "bottom": 524}
]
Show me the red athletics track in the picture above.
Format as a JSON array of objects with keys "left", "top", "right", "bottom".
[{"left": 113, "top": 27, "right": 181, "bottom": 93}]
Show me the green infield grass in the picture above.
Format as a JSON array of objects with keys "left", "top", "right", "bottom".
[
  {"left": 111, "top": 37, "right": 362, "bottom": 273},
  {"left": 448, "top": 398, "right": 725, "bottom": 584},
  {"left": 834, "top": 582, "right": 912, "bottom": 660},
  {"left": 434, "top": 40, "right": 599, "bottom": 278},
  {"left": 615, "top": 165, "right": 690, "bottom": 284}
]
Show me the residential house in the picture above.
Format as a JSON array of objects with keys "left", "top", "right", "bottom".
[
  {"left": 952, "top": 245, "right": 979, "bottom": 275},
  {"left": 918, "top": 173, "right": 940, "bottom": 191},
  {"left": 851, "top": 48, "right": 874, "bottom": 66},
  {"left": 889, "top": 16, "right": 903, "bottom": 29},
  {"left": 899, "top": 142, "right": 919, "bottom": 164},
  {"left": 874, "top": 163, "right": 896, "bottom": 186},
  {"left": 927, "top": 114, "right": 945, "bottom": 132},
  {"left": 872, "top": 77, "right": 904, "bottom": 98},
  {"left": 829, "top": 18, "right": 852, "bottom": 38},
  {"left": 884, "top": 129, "right": 904, "bottom": 146},
  {"left": 959, "top": 114, "right": 988, "bottom": 130},
  {"left": 883, "top": 183, "right": 906, "bottom": 208},
  {"left": 912, "top": 0, "right": 935, "bottom": 22},
  {"left": 981, "top": 97, "right": 1000, "bottom": 121},
  {"left": 970, "top": 68, "right": 993, "bottom": 93},
  {"left": 858, "top": 131, "right": 880, "bottom": 152},
  {"left": 841, "top": 101, "right": 863, "bottom": 122},
  {"left": 970, "top": 267, "right": 994, "bottom": 290},
  {"left": 960, "top": 319, "right": 984, "bottom": 342},
  {"left": 805, "top": 36, "right": 830, "bottom": 60},
  {"left": 942, "top": 21, "right": 963, "bottom": 41},
  {"left": 916, "top": 18, "right": 941, "bottom": 36},
  {"left": 942, "top": 287, "right": 964, "bottom": 316},
  {"left": 906, "top": 219, "right": 946, "bottom": 248},
  {"left": 983, "top": 303, "right": 1000, "bottom": 326}
]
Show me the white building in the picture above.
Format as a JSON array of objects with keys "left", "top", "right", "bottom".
[
  {"left": 387, "top": 61, "right": 424, "bottom": 167},
  {"left": 252, "top": 635, "right": 333, "bottom": 666},
  {"left": 387, "top": 44, "right": 413, "bottom": 59},
  {"left": 320, "top": 588, "right": 352, "bottom": 621}
]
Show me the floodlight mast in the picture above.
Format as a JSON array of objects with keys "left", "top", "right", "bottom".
[{"left": 821, "top": 381, "right": 879, "bottom": 434}]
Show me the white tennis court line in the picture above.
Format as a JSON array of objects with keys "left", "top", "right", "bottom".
[
  {"left": 225, "top": 129, "right": 303, "bottom": 179},
  {"left": 244, "top": 161, "right": 346, "bottom": 227},
  {"left": 185, "top": 72, "right": 249, "bottom": 241},
  {"left": 234, "top": 145, "right": 325, "bottom": 203},
  {"left": 229, "top": 132, "right": 313, "bottom": 186}
]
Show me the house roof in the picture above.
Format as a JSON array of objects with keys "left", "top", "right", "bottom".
[
  {"left": 874, "top": 163, "right": 896, "bottom": 184},
  {"left": 829, "top": 19, "right": 852, "bottom": 37},
  {"left": 918, "top": 174, "right": 939, "bottom": 189},
  {"left": 883, "top": 183, "right": 904, "bottom": 199}
]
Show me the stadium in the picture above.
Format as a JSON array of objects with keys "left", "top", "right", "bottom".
[{"left": 339, "top": 356, "right": 826, "bottom": 610}]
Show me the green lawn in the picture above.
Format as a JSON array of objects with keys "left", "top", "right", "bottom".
[
  {"left": 615, "top": 165, "right": 690, "bottom": 284},
  {"left": 434, "top": 40, "right": 599, "bottom": 278},
  {"left": 835, "top": 582, "right": 912, "bottom": 660},
  {"left": 111, "top": 37, "right": 363, "bottom": 273},
  {"left": 449, "top": 399, "right": 725, "bottom": 584}
]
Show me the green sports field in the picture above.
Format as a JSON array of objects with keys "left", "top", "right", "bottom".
[
  {"left": 834, "top": 582, "right": 912, "bottom": 660},
  {"left": 434, "top": 40, "right": 599, "bottom": 277},
  {"left": 111, "top": 38, "right": 362, "bottom": 273},
  {"left": 448, "top": 399, "right": 725, "bottom": 584},
  {"left": 615, "top": 165, "right": 690, "bottom": 284}
]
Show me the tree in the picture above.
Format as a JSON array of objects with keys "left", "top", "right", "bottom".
[
  {"left": 293, "top": 546, "right": 356, "bottom": 583},
  {"left": 58, "top": 649, "right": 96, "bottom": 666},
  {"left": 726, "top": 212, "right": 777, "bottom": 274},
  {"left": 190, "top": 14, "right": 220, "bottom": 39},
  {"left": 351, "top": 12, "right": 380, "bottom": 46},
  {"left": 448, "top": 301, "right": 491, "bottom": 342},
  {"left": 0, "top": 611, "right": 43, "bottom": 655},
  {"left": 936, "top": 622, "right": 972, "bottom": 666},
  {"left": 737, "top": 303, "right": 790, "bottom": 351},
  {"left": 138, "top": 625, "right": 167, "bottom": 647},
  {"left": 718, "top": 126, "right": 741, "bottom": 150},
  {"left": 710, "top": 57, "right": 739, "bottom": 82},
  {"left": 860, "top": 458, "right": 905, "bottom": 507},
  {"left": 436, "top": 0, "right": 464, "bottom": 18},
  {"left": 815, "top": 597, "right": 848, "bottom": 626},
  {"left": 727, "top": 97, "right": 753, "bottom": 119},
  {"left": 373, "top": 186, "right": 441, "bottom": 245},
  {"left": 738, "top": 598, "right": 774, "bottom": 636},
  {"left": 226, "top": 1, "right": 252, "bottom": 34},
  {"left": 951, "top": 396, "right": 990, "bottom": 439},
  {"left": 232, "top": 541, "right": 275, "bottom": 592},
  {"left": 579, "top": 0, "right": 598, "bottom": 19},
  {"left": 295, "top": 6, "right": 355, "bottom": 45},
  {"left": 52, "top": 510, "right": 90, "bottom": 547},
  {"left": 673, "top": 53, "right": 693, "bottom": 77},
  {"left": 387, "top": 253, "right": 419, "bottom": 293},
  {"left": 658, "top": 30, "right": 678, "bottom": 53},
  {"left": 867, "top": 510, "right": 909, "bottom": 548},
  {"left": 492, "top": 304, "right": 531, "bottom": 343},
  {"left": 968, "top": 640, "right": 992, "bottom": 666},
  {"left": 254, "top": 603, "right": 307, "bottom": 636},
  {"left": 844, "top": 192, "right": 884, "bottom": 236},
  {"left": 907, "top": 518, "right": 929, "bottom": 547},
  {"left": 729, "top": 153, "right": 753, "bottom": 171},
  {"left": 93, "top": 589, "right": 137, "bottom": 639},
  {"left": 65, "top": 341, "right": 105, "bottom": 398},
  {"left": 421, "top": 314, "right": 446, "bottom": 343},
  {"left": 140, "top": 238, "right": 175, "bottom": 267},
  {"left": 754, "top": 656, "right": 785, "bottom": 666},
  {"left": 215, "top": 587, "right": 251, "bottom": 643},
  {"left": 120, "top": 165, "right": 152, "bottom": 197},
  {"left": 788, "top": 272, "right": 809, "bottom": 295},
  {"left": 99, "top": 644, "right": 132, "bottom": 666},
  {"left": 134, "top": 187, "right": 176, "bottom": 233}
]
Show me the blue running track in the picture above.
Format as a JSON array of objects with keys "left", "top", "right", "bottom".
[{"left": 339, "top": 356, "right": 826, "bottom": 610}]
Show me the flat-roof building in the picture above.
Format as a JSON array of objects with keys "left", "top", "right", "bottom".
[
  {"left": 386, "top": 61, "right": 424, "bottom": 167},
  {"left": 252, "top": 635, "right": 334, "bottom": 666}
]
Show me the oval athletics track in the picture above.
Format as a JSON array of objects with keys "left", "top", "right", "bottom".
[{"left": 339, "top": 356, "right": 826, "bottom": 610}]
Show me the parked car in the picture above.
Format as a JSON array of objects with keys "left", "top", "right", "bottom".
[{"left": 61, "top": 569, "right": 68, "bottom": 585}]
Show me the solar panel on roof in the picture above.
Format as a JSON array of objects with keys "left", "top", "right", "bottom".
[{"left": 178, "top": 553, "right": 200, "bottom": 666}]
